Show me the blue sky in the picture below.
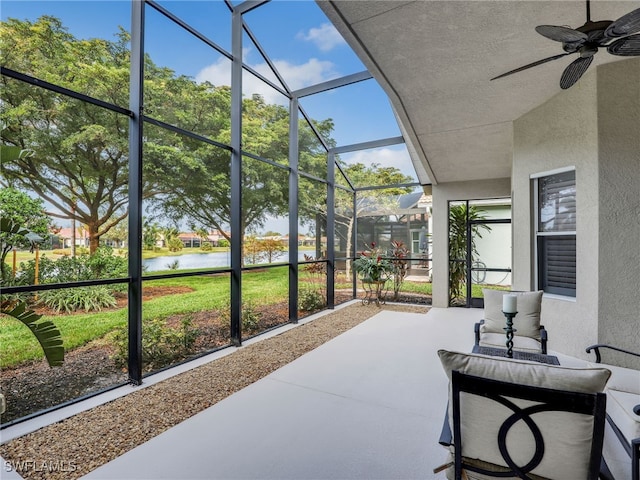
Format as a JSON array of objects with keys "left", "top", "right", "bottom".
[{"left": 3, "top": 0, "right": 417, "bottom": 182}]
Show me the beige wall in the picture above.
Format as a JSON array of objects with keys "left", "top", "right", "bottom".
[
  {"left": 596, "top": 59, "right": 640, "bottom": 367},
  {"left": 431, "top": 179, "right": 511, "bottom": 307},
  {"left": 512, "top": 58, "right": 640, "bottom": 366}
]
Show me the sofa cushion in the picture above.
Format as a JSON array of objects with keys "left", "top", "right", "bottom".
[
  {"left": 591, "top": 363, "right": 640, "bottom": 395},
  {"left": 479, "top": 332, "right": 543, "bottom": 353},
  {"left": 482, "top": 289, "right": 543, "bottom": 339},
  {"left": 607, "top": 389, "right": 640, "bottom": 442},
  {"left": 438, "top": 350, "right": 611, "bottom": 480}
]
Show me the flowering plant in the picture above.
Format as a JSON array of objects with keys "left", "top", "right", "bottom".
[{"left": 353, "top": 242, "right": 393, "bottom": 282}]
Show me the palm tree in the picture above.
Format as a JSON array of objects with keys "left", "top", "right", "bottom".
[
  {"left": 448, "top": 204, "right": 491, "bottom": 305},
  {"left": 1, "top": 217, "right": 64, "bottom": 367}
]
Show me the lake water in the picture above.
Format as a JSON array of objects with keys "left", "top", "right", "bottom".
[{"left": 143, "top": 251, "right": 313, "bottom": 272}]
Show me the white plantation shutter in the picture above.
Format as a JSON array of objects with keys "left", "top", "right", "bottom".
[{"left": 536, "top": 170, "right": 576, "bottom": 297}]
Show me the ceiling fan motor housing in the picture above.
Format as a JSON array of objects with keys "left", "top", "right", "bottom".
[{"left": 562, "top": 20, "right": 612, "bottom": 53}]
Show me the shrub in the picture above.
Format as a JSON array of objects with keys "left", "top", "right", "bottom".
[
  {"left": 166, "top": 259, "right": 180, "bottom": 270},
  {"left": 38, "top": 285, "right": 117, "bottom": 313},
  {"left": 200, "top": 242, "right": 212, "bottom": 251},
  {"left": 18, "top": 246, "right": 127, "bottom": 285},
  {"left": 219, "top": 301, "right": 261, "bottom": 332},
  {"left": 167, "top": 237, "right": 183, "bottom": 252},
  {"left": 298, "top": 289, "right": 325, "bottom": 312},
  {"left": 111, "top": 316, "right": 199, "bottom": 371}
]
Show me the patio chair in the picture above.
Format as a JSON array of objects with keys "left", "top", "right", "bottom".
[
  {"left": 475, "top": 290, "right": 548, "bottom": 354},
  {"left": 586, "top": 344, "right": 640, "bottom": 480},
  {"left": 437, "top": 349, "right": 612, "bottom": 480}
]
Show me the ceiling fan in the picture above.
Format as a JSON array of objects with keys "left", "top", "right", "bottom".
[{"left": 491, "top": 0, "right": 640, "bottom": 89}]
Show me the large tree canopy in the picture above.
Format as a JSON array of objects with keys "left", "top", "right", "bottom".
[
  {"left": 1, "top": 16, "right": 334, "bottom": 255},
  {"left": 2, "top": 16, "right": 138, "bottom": 253}
]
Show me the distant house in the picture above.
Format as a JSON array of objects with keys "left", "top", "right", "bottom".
[
  {"left": 54, "top": 227, "right": 90, "bottom": 249},
  {"left": 178, "top": 230, "right": 229, "bottom": 248}
]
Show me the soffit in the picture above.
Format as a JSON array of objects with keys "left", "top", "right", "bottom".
[{"left": 318, "top": 0, "right": 638, "bottom": 185}]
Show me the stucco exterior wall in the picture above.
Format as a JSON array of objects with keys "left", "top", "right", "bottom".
[
  {"left": 431, "top": 179, "right": 511, "bottom": 307},
  {"left": 596, "top": 59, "right": 640, "bottom": 368},
  {"left": 512, "top": 58, "right": 640, "bottom": 366}
]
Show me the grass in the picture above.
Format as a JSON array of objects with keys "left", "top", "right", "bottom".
[
  {"left": 1, "top": 263, "right": 505, "bottom": 369},
  {"left": 0, "top": 268, "right": 292, "bottom": 369}
]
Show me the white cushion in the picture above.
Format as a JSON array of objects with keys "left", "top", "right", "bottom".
[
  {"left": 600, "top": 363, "right": 640, "bottom": 395},
  {"left": 607, "top": 389, "right": 640, "bottom": 442},
  {"left": 479, "top": 331, "right": 543, "bottom": 353},
  {"left": 438, "top": 350, "right": 611, "bottom": 480},
  {"left": 482, "top": 289, "right": 543, "bottom": 339}
]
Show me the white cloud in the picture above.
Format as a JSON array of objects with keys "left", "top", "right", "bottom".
[
  {"left": 345, "top": 148, "right": 415, "bottom": 179},
  {"left": 195, "top": 54, "right": 339, "bottom": 105},
  {"left": 297, "top": 23, "right": 347, "bottom": 52}
]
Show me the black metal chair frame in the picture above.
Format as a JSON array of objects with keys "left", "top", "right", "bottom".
[
  {"left": 451, "top": 370, "right": 607, "bottom": 480},
  {"left": 474, "top": 319, "right": 548, "bottom": 354},
  {"left": 586, "top": 344, "right": 640, "bottom": 480}
]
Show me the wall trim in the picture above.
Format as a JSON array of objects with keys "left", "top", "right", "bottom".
[{"left": 529, "top": 165, "right": 575, "bottom": 179}]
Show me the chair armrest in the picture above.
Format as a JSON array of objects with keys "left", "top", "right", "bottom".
[
  {"left": 474, "top": 320, "right": 485, "bottom": 346},
  {"left": 585, "top": 344, "right": 640, "bottom": 364}
]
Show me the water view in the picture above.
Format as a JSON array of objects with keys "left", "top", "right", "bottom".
[{"left": 143, "top": 251, "right": 313, "bottom": 272}]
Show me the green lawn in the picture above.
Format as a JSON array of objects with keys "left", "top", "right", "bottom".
[
  {"left": 2, "top": 265, "right": 505, "bottom": 368},
  {"left": 0, "top": 268, "right": 291, "bottom": 368}
]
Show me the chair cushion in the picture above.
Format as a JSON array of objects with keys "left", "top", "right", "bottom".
[
  {"left": 438, "top": 350, "right": 611, "bottom": 480},
  {"left": 482, "top": 289, "right": 543, "bottom": 339},
  {"left": 607, "top": 389, "right": 640, "bottom": 442},
  {"left": 479, "top": 332, "right": 543, "bottom": 353}
]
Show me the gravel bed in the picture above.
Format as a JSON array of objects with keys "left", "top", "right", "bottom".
[{"left": 0, "top": 302, "right": 428, "bottom": 480}]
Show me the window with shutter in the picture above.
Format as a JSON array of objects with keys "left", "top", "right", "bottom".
[{"left": 535, "top": 170, "right": 576, "bottom": 297}]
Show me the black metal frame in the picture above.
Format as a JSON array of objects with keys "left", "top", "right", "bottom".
[
  {"left": 0, "top": 0, "right": 431, "bottom": 427},
  {"left": 447, "top": 200, "right": 513, "bottom": 309},
  {"left": 586, "top": 344, "right": 640, "bottom": 480},
  {"left": 451, "top": 370, "right": 607, "bottom": 480}
]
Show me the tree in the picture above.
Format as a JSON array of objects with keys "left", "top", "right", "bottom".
[
  {"left": 0, "top": 186, "right": 51, "bottom": 282},
  {"left": 0, "top": 17, "right": 233, "bottom": 254},
  {"left": 142, "top": 221, "right": 160, "bottom": 251},
  {"left": 2, "top": 17, "right": 338, "bottom": 262},
  {"left": 1, "top": 17, "right": 133, "bottom": 254},
  {"left": 153, "top": 99, "right": 333, "bottom": 264},
  {"left": 448, "top": 203, "right": 491, "bottom": 305},
  {"left": 260, "top": 238, "right": 286, "bottom": 263}
]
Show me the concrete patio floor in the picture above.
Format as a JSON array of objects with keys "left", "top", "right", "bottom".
[
  {"left": 3, "top": 305, "right": 632, "bottom": 479},
  {"left": 82, "top": 306, "right": 467, "bottom": 479}
]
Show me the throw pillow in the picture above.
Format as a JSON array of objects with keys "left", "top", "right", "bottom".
[{"left": 482, "top": 289, "right": 543, "bottom": 339}]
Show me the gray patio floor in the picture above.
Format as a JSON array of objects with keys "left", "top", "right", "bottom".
[
  {"left": 81, "top": 307, "right": 475, "bottom": 479},
  {"left": 2, "top": 305, "right": 632, "bottom": 479}
]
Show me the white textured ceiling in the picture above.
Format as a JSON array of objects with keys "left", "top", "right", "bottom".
[{"left": 317, "top": 0, "right": 639, "bottom": 184}]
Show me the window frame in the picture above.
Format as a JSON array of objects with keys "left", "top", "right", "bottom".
[{"left": 532, "top": 167, "right": 577, "bottom": 298}]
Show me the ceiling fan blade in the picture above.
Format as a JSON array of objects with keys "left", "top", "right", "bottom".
[
  {"left": 536, "top": 25, "right": 588, "bottom": 43},
  {"left": 560, "top": 56, "right": 593, "bottom": 89},
  {"left": 607, "top": 34, "right": 640, "bottom": 56},
  {"left": 604, "top": 7, "right": 640, "bottom": 38},
  {"left": 490, "top": 53, "right": 571, "bottom": 81}
]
